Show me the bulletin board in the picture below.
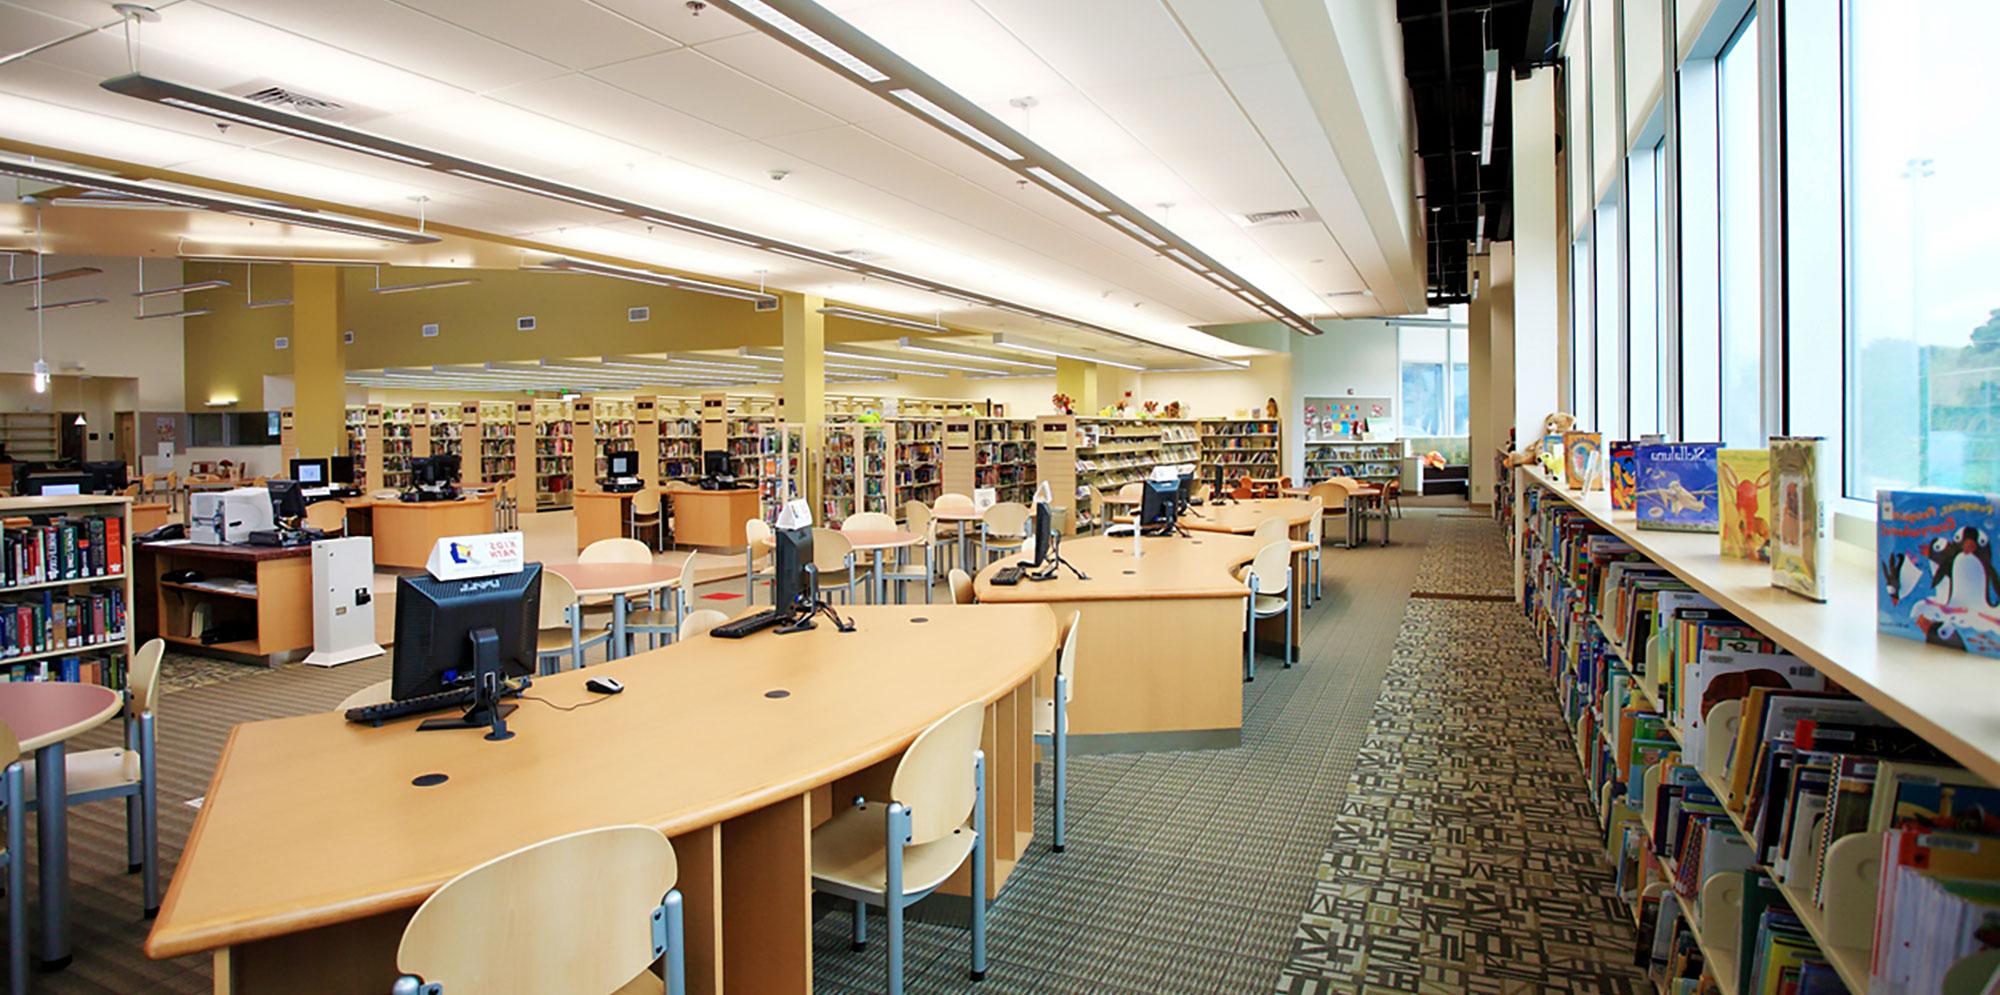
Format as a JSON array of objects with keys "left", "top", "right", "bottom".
[{"left": 1302, "top": 396, "right": 1392, "bottom": 441}]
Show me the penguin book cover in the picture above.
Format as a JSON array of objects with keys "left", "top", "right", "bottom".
[
  {"left": 1877, "top": 489, "right": 2000, "bottom": 659},
  {"left": 1770, "top": 437, "right": 1829, "bottom": 600},
  {"left": 1634, "top": 442, "right": 1720, "bottom": 532}
]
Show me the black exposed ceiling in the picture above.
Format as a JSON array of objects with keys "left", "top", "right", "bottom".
[{"left": 1398, "top": 0, "right": 1563, "bottom": 305}]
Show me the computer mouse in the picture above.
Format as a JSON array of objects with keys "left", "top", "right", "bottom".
[{"left": 585, "top": 676, "right": 624, "bottom": 695}]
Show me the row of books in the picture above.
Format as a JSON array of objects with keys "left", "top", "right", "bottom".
[
  {"left": 0, "top": 588, "right": 128, "bottom": 658},
  {"left": 1526, "top": 483, "right": 2000, "bottom": 994},
  {"left": 2, "top": 512, "right": 124, "bottom": 587},
  {"left": 0, "top": 652, "right": 123, "bottom": 686}
]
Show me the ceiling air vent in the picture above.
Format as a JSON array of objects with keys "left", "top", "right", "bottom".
[
  {"left": 233, "top": 82, "right": 347, "bottom": 117},
  {"left": 1241, "top": 208, "right": 1318, "bottom": 226}
]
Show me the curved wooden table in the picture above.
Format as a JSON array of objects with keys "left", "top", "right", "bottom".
[
  {"left": 545, "top": 560, "right": 683, "bottom": 659},
  {"left": 975, "top": 533, "right": 1274, "bottom": 753},
  {"left": 146, "top": 605, "right": 1055, "bottom": 995},
  {"left": 0, "top": 682, "right": 122, "bottom": 968},
  {"left": 1180, "top": 497, "right": 1318, "bottom": 534}
]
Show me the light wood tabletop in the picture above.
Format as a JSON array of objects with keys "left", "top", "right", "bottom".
[
  {"left": 0, "top": 683, "right": 121, "bottom": 753},
  {"left": 972, "top": 533, "right": 1266, "bottom": 602},
  {"left": 837, "top": 529, "right": 922, "bottom": 551},
  {"left": 145, "top": 604, "right": 1056, "bottom": 961},
  {"left": 1180, "top": 497, "right": 1319, "bottom": 534},
  {"left": 541, "top": 561, "right": 682, "bottom": 597}
]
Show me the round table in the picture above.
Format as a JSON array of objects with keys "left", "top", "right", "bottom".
[
  {"left": 0, "top": 682, "right": 121, "bottom": 968},
  {"left": 930, "top": 506, "right": 985, "bottom": 575},
  {"left": 544, "top": 561, "right": 684, "bottom": 661},
  {"left": 839, "top": 528, "right": 923, "bottom": 603}
]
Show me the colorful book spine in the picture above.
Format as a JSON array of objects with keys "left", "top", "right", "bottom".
[
  {"left": 1770, "top": 437, "right": 1829, "bottom": 601},
  {"left": 1877, "top": 488, "right": 2000, "bottom": 658},
  {"left": 1719, "top": 448, "right": 1773, "bottom": 562}
]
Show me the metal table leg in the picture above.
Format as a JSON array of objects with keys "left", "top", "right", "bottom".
[
  {"left": 36, "top": 741, "right": 70, "bottom": 970},
  {"left": 611, "top": 593, "right": 629, "bottom": 658}
]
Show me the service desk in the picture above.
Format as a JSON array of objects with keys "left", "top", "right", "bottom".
[
  {"left": 669, "top": 487, "right": 758, "bottom": 548},
  {"left": 145, "top": 604, "right": 1053, "bottom": 995},
  {"left": 135, "top": 541, "right": 312, "bottom": 664},
  {"left": 342, "top": 495, "right": 496, "bottom": 569},
  {"left": 573, "top": 489, "right": 639, "bottom": 549},
  {"left": 975, "top": 532, "right": 1271, "bottom": 753}
]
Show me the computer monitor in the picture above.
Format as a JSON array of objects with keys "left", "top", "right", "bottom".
[
  {"left": 328, "top": 455, "right": 357, "bottom": 486},
  {"left": 1140, "top": 478, "right": 1179, "bottom": 534},
  {"left": 391, "top": 563, "right": 542, "bottom": 732},
  {"left": 82, "top": 460, "right": 128, "bottom": 494},
  {"left": 21, "top": 470, "right": 91, "bottom": 496},
  {"left": 606, "top": 451, "right": 639, "bottom": 477},
  {"left": 1030, "top": 501, "right": 1053, "bottom": 566},
  {"left": 266, "top": 479, "right": 307, "bottom": 524},
  {"left": 702, "top": 450, "right": 731, "bottom": 479},
  {"left": 1176, "top": 468, "right": 1195, "bottom": 514},
  {"left": 772, "top": 526, "right": 814, "bottom": 614},
  {"left": 412, "top": 455, "right": 460, "bottom": 488},
  {"left": 1211, "top": 461, "right": 1228, "bottom": 504},
  {"left": 290, "top": 458, "right": 329, "bottom": 486}
]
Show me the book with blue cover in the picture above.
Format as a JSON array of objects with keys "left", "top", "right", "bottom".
[
  {"left": 1877, "top": 488, "right": 2000, "bottom": 659},
  {"left": 1634, "top": 442, "right": 1720, "bottom": 533}
]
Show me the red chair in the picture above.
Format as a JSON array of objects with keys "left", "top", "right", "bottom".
[{"left": 1231, "top": 475, "right": 1256, "bottom": 500}]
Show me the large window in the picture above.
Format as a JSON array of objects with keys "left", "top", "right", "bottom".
[
  {"left": 1399, "top": 324, "right": 1471, "bottom": 437},
  {"left": 1571, "top": 234, "right": 1595, "bottom": 421},
  {"left": 1594, "top": 197, "right": 1623, "bottom": 436},
  {"left": 1845, "top": 0, "right": 2000, "bottom": 495},
  {"left": 1717, "top": 10, "right": 1762, "bottom": 447},
  {"left": 1628, "top": 138, "right": 1666, "bottom": 436}
]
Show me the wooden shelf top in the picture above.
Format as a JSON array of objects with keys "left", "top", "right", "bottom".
[{"left": 1523, "top": 466, "right": 2000, "bottom": 786}]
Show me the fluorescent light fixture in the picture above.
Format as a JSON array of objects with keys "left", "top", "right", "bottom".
[
  {"left": 990, "top": 334, "right": 1146, "bottom": 371},
  {"left": 893, "top": 337, "right": 1055, "bottom": 370},
  {"left": 445, "top": 168, "right": 625, "bottom": 212},
  {"left": 1480, "top": 49, "right": 1499, "bottom": 166},
  {"left": 865, "top": 272, "right": 934, "bottom": 291},
  {"left": 822, "top": 348, "right": 994, "bottom": 375},
  {"left": 205, "top": 397, "right": 236, "bottom": 407},
  {"left": 1163, "top": 247, "right": 1206, "bottom": 272},
  {"left": 156, "top": 96, "right": 433, "bottom": 167},
  {"left": 639, "top": 216, "right": 762, "bottom": 248},
  {"left": 26, "top": 298, "right": 108, "bottom": 312},
  {"left": 1106, "top": 214, "right": 1165, "bottom": 247},
  {"left": 135, "top": 308, "right": 211, "bottom": 320},
  {"left": 534, "top": 257, "right": 777, "bottom": 306},
  {"left": 3, "top": 266, "right": 102, "bottom": 287},
  {"left": 370, "top": 277, "right": 477, "bottom": 295},
  {"left": 720, "top": 0, "right": 889, "bottom": 83},
  {"left": 247, "top": 297, "right": 293, "bottom": 309},
  {"left": 1024, "top": 167, "right": 1107, "bottom": 213},
  {"left": 133, "top": 279, "right": 230, "bottom": 298},
  {"left": 890, "top": 90, "right": 1023, "bottom": 162},
  {"left": 770, "top": 247, "right": 857, "bottom": 271},
  {"left": 817, "top": 305, "right": 940, "bottom": 333}
]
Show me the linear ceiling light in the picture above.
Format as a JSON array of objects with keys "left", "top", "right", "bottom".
[
  {"left": 1480, "top": 49, "right": 1500, "bottom": 167},
  {"left": 888, "top": 89, "right": 1023, "bottom": 162},
  {"left": 817, "top": 305, "right": 941, "bottom": 333},
  {"left": 25, "top": 298, "right": 108, "bottom": 312},
  {"left": 532, "top": 257, "right": 777, "bottom": 306},
  {"left": 370, "top": 276, "right": 478, "bottom": 295},
  {"left": 824, "top": 346, "right": 1015, "bottom": 376},
  {"left": 1105, "top": 214, "right": 1164, "bottom": 247},
  {"left": 990, "top": 334, "right": 1147, "bottom": 371},
  {"left": 134, "top": 307, "right": 211, "bottom": 320},
  {"left": 893, "top": 336, "right": 1055, "bottom": 370},
  {"left": 1025, "top": 167, "right": 1107, "bottom": 214},
  {"left": 639, "top": 216, "right": 763, "bottom": 248},
  {"left": 771, "top": 247, "right": 857, "bottom": 271},
  {"left": 716, "top": 0, "right": 889, "bottom": 83},
  {"left": 133, "top": 278, "right": 230, "bottom": 298},
  {"left": 3, "top": 266, "right": 102, "bottom": 287}
]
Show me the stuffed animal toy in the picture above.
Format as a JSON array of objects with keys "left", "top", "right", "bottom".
[{"left": 1504, "top": 411, "right": 1576, "bottom": 467}]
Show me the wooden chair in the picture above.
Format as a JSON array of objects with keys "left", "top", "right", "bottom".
[
  {"left": 1243, "top": 540, "right": 1293, "bottom": 681},
  {"left": 535, "top": 571, "right": 613, "bottom": 673},
  {"left": 902, "top": 500, "right": 941, "bottom": 580},
  {"left": 1308, "top": 481, "right": 1353, "bottom": 550},
  {"left": 395, "top": 824, "right": 686, "bottom": 995},
  {"left": 1035, "top": 613, "right": 1081, "bottom": 853},
  {"left": 628, "top": 489, "right": 665, "bottom": 551},
  {"left": 947, "top": 568, "right": 974, "bottom": 605},
  {"left": 844, "top": 511, "right": 897, "bottom": 532},
  {"left": 744, "top": 518, "right": 774, "bottom": 603},
  {"left": 811, "top": 528, "right": 864, "bottom": 604},
  {"left": 810, "top": 700, "right": 989, "bottom": 994},
  {"left": 580, "top": 538, "right": 653, "bottom": 565},
  {"left": 881, "top": 506, "right": 936, "bottom": 604},
  {"left": 977, "top": 501, "right": 1030, "bottom": 567},
  {"left": 24, "top": 638, "right": 165, "bottom": 915},
  {"left": 494, "top": 479, "right": 518, "bottom": 532},
  {"left": 624, "top": 553, "right": 696, "bottom": 651},
  {"left": 337, "top": 679, "right": 393, "bottom": 713},
  {"left": 1, "top": 721, "right": 26, "bottom": 995},
  {"left": 1231, "top": 475, "right": 1256, "bottom": 501},
  {"left": 304, "top": 499, "right": 347, "bottom": 535},
  {"left": 1251, "top": 517, "right": 1290, "bottom": 546},
  {"left": 678, "top": 609, "right": 728, "bottom": 641},
  {"left": 931, "top": 493, "right": 976, "bottom": 572},
  {"left": 1383, "top": 478, "right": 1404, "bottom": 519}
]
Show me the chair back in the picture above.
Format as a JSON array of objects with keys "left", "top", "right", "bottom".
[
  {"left": 1057, "top": 612, "right": 1081, "bottom": 704},
  {"left": 128, "top": 637, "right": 166, "bottom": 716},
  {"left": 337, "top": 679, "right": 393, "bottom": 713},
  {"left": 669, "top": 551, "right": 698, "bottom": 597},
  {"left": 1278, "top": 475, "right": 1293, "bottom": 490},
  {"left": 1329, "top": 476, "right": 1360, "bottom": 492},
  {"left": 1231, "top": 475, "right": 1256, "bottom": 500},
  {"left": 662, "top": 479, "right": 699, "bottom": 492},
  {"left": 1247, "top": 540, "right": 1291, "bottom": 595},
  {"left": 304, "top": 500, "right": 347, "bottom": 533},
  {"left": 890, "top": 700, "right": 986, "bottom": 846},
  {"left": 1306, "top": 497, "right": 1325, "bottom": 544},
  {"left": 948, "top": 568, "right": 974, "bottom": 605},
  {"left": 579, "top": 538, "right": 652, "bottom": 565},
  {"left": 1383, "top": 479, "right": 1402, "bottom": 501},
  {"left": 1191, "top": 482, "right": 1211, "bottom": 503},
  {"left": 1252, "top": 517, "right": 1290, "bottom": 546},
  {"left": 745, "top": 517, "right": 773, "bottom": 548},
  {"left": 539, "top": 571, "right": 582, "bottom": 629},
  {"left": 903, "top": 501, "right": 933, "bottom": 536},
  {"left": 630, "top": 488, "right": 661, "bottom": 516},
  {"left": 843, "top": 511, "right": 897, "bottom": 533},
  {"left": 1115, "top": 482, "right": 1143, "bottom": 504},
  {"left": 397, "top": 825, "right": 678, "bottom": 995},
  {"left": 933, "top": 493, "right": 976, "bottom": 517},
  {"left": 811, "top": 528, "right": 853, "bottom": 574},
  {"left": 0, "top": 721, "right": 17, "bottom": 771},
  {"left": 981, "top": 501, "right": 1030, "bottom": 538},
  {"left": 1308, "top": 480, "right": 1348, "bottom": 510},
  {"left": 679, "top": 609, "right": 729, "bottom": 640}
]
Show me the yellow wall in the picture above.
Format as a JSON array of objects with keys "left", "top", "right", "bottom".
[{"left": 182, "top": 262, "right": 292, "bottom": 409}]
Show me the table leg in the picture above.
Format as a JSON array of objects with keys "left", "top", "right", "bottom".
[
  {"left": 35, "top": 741, "right": 69, "bottom": 970},
  {"left": 612, "top": 593, "right": 629, "bottom": 659},
  {"left": 1380, "top": 500, "right": 1391, "bottom": 546}
]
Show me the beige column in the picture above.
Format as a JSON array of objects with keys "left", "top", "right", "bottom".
[
  {"left": 1055, "top": 358, "right": 1099, "bottom": 414},
  {"left": 781, "top": 293, "right": 825, "bottom": 509},
  {"left": 1468, "top": 254, "right": 1495, "bottom": 502},
  {"left": 290, "top": 266, "right": 346, "bottom": 458}
]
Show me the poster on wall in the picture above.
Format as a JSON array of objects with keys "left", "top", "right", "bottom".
[{"left": 1303, "top": 396, "right": 1393, "bottom": 441}]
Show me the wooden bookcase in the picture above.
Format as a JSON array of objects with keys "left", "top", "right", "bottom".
[
  {"left": 345, "top": 407, "right": 368, "bottom": 490},
  {"left": 755, "top": 423, "right": 808, "bottom": 519},
  {"left": 0, "top": 412, "right": 61, "bottom": 462},
  {"left": 1034, "top": 415, "right": 1079, "bottom": 534},
  {"left": 952, "top": 417, "right": 1036, "bottom": 506},
  {"left": 510, "top": 400, "right": 535, "bottom": 503},
  {"left": 533, "top": 398, "right": 572, "bottom": 510},
  {"left": 889, "top": 417, "right": 943, "bottom": 513},
  {"left": 1303, "top": 439, "right": 1406, "bottom": 484},
  {"left": 1070, "top": 418, "right": 1199, "bottom": 493},
  {"left": 379, "top": 406, "right": 413, "bottom": 491},
  {"left": 1197, "top": 418, "right": 1281, "bottom": 484},
  {"left": 658, "top": 399, "right": 702, "bottom": 484},
  {"left": 0, "top": 495, "right": 134, "bottom": 689},
  {"left": 457, "top": 402, "right": 481, "bottom": 487}
]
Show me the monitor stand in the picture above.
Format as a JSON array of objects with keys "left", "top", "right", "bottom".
[
  {"left": 417, "top": 628, "right": 517, "bottom": 740},
  {"left": 775, "top": 569, "right": 855, "bottom": 634},
  {"left": 1024, "top": 533, "right": 1088, "bottom": 581}
]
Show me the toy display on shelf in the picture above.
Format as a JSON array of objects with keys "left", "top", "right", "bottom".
[
  {"left": 1304, "top": 440, "right": 1407, "bottom": 484},
  {"left": 533, "top": 398, "right": 572, "bottom": 510},
  {"left": 1198, "top": 418, "right": 1281, "bottom": 482}
]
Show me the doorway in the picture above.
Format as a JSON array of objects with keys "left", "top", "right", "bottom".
[{"left": 116, "top": 411, "right": 136, "bottom": 467}]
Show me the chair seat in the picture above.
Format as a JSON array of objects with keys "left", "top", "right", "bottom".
[
  {"left": 818, "top": 568, "right": 864, "bottom": 585},
  {"left": 537, "top": 627, "right": 600, "bottom": 654},
  {"left": 811, "top": 802, "right": 976, "bottom": 896},
  {"left": 22, "top": 747, "right": 140, "bottom": 802},
  {"left": 623, "top": 608, "right": 678, "bottom": 630},
  {"left": 1251, "top": 594, "right": 1289, "bottom": 616}
]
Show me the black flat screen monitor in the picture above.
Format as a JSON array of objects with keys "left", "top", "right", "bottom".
[
  {"left": 21, "top": 470, "right": 91, "bottom": 497},
  {"left": 412, "top": 455, "right": 460, "bottom": 488},
  {"left": 1176, "top": 469, "right": 1194, "bottom": 513},
  {"left": 1140, "top": 478, "right": 1179, "bottom": 533},
  {"left": 606, "top": 451, "right": 639, "bottom": 477},
  {"left": 267, "top": 479, "right": 307, "bottom": 523},
  {"left": 703, "top": 450, "right": 731, "bottom": 479},
  {"left": 290, "top": 458, "right": 329, "bottom": 486},
  {"left": 772, "top": 526, "right": 814, "bottom": 613},
  {"left": 328, "top": 455, "right": 357, "bottom": 486},
  {"left": 1212, "top": 462, "right": 1227, "bottom": 502},
  {"left": 1030, "top": 502, "right": 1053, "bottom": 566},
  {"left": 82, "top": 461, "right": 128, "bottom": 494},
  {"left": 391, "top": 563, "right": 542, "bottom": 701}
]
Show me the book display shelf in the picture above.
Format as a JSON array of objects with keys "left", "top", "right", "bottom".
[
  {"left": 754, "top": 423, "right": 807, "bottom": 519},
  {"left": 0, "top": 412, "right": 60, "bottom": 462},
  {"left": 820, "top": 422, "right": 860, "bottom": 523},
  {"left": 727, "top": 412, "right": 774, "bottom": 495},
  {"left": 890, "top": 417, "right": 943, "bottom": 511},
  {"left": 379, "top": 405, "right": 413, "bottom": 491},
  {"left": 0, "top": 496, "right": 132, "bottom": 689},
  {"left": 591, "top": 397, "right": 637, "bottom": 482},
  {"left": 1304, "top": 440, "right": 1406, "bottom": 484},
  {"left": 1071, "top": 418, "right": 1199, "bottom": 493},
  {"left": 1516, "top": 466, "right": 2000, "bottom": 994},
  {"left": 1197, "top": 418, "right": 1281, "bottom": 482},
  {"left": 973, "top": 418, "right": 1036, "bottom": 505},
  {"left": 658, "top": 399, "right": 702, "bottom": 483},
  {"left": 423, "top": 403, "right": 461, "bottom": 463},
  {"left": 476, "top": 403, "right": 515, "bottom": 485},
  {"left": 344, "top": 407, "right": 367, "bottom": 489},
  {"left": 533, "top": 398, "right": 572, "bottom": 510}
]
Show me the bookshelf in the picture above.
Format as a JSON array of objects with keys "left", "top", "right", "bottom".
[
  {"left": 590, "top": 396, "right": 637, "bottom": 483},
  {"left": 755, "top": 423, "right": 807, "bottom": 519},
  {"left": 0, "top": 495, "right": 133, "bottom": 689},
  {"left": 533, "top": 399, "right": 572, "bottom": 510},
  {"left": 1518, "top": 466, "right": 2000, "bottom": 993},
  {"left": 727, "top": 413, "right": 774, "bottom": 495},
  {"left": 1197, "top": 418, "right": 1281, "bottom": 482},
  {"left": 510, "top": 400, "right": 535, "bottom": 502},
  {"left": 0, "top": 412, "right": 61, "bottom": 462},
  {"left": 658, "top": 405, "right": 702, "bottom": 484},
  {"left": 345, "top": 407, "right": 367, "bottom": 490},
  {"left": 1070, "top": 418, "right": 1198, "bottom": 493},
  {"left": 889, "top": 417, "right": 943, "bottom": 512},
  {"left": 379, "top": 405, "right": 414, "bottom": 491},
  {"left": 426, "top": 404, "right": 461, "bottom": 464},
  {"left": 476, "top": 403, "right": 515, "bottom": 486},
  {"left": 1304, "top": 439, "right": 1406, "bottom": 484},
  {"left": 972, "top": 418, "right": 1036, "bottom": 505},
  {"left": 1034, "top": 416, "right": 1078, "bottom": 533},
  {"left": 820, "top": 422, "right": 859, "bottom": 523}
]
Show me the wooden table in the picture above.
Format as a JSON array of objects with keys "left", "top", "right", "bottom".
[
  {"left": 974, "top": 532, "right": 1273, "bottom": 753},
  {"left": 544, "top": 560, "right": 683, "bottom": 659},
  {"left": 342, "top": 495, "right": 496, "bottom": 569},
  {"left": 1181, "top": 497, "right": 1317, "bottom": 647},
  {"left": 839, "top": 528, "right": 923, "bottom": 603},
  {"left": 0, "top": 682, "right": 122, "bottom": 968},
  {"left": 930, "top": 506, "right": 984, "bottom": 574},
  {"left": 136, "top": 541, "right": 312, "bottom": 664},
  {"left": 668, "top": 488, "right": 758, "bottom": 549},
  {"left": 144, "top": 605, "right": 1053, "bottom": 995}
]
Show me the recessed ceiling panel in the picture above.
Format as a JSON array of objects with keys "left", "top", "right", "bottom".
[
  {"left": 206, "top": 0, "right": 566, "bottom": 93},
  {"left": 392, "top": 0, "right": 682, "bottom": 70},
  {"left": 589, "top": 47, "right": 842, "bottom": 139}
]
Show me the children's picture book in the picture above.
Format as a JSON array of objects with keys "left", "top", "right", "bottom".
[
  {"left": 1769, "top": 437, "right": 1829, "bottom": 601},
  {"left": 1609, "top": 440, "right": 1638, "bottom": 511},
  {"left": 1564, "top": 431, "right": 1603, "bottom": 491},
  {"left": 1634, "top": 443, "right": 1720, "bottom": 532},
  {"left": 1718, "top": 449, "right": 1772, "bottom": 562},
  {"left": 1877, "top": 489, "right": 2000, "bottom": 659}
]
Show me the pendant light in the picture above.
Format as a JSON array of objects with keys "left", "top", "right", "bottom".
[{"left": 32, "top": 207, "right": 48, "bottom": 394}]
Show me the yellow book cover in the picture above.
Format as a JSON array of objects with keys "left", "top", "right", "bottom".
[{"left": 1718, "top": 448, "right": 1772, "bottom": 561}]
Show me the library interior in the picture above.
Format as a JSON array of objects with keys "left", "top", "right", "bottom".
[{"left": 0, "top": 0, "right": 1992, "bottom": 992}]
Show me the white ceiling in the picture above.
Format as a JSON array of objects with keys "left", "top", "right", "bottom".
[{"left": 0, "top": 0, "right": 1423, "bottom": 359}]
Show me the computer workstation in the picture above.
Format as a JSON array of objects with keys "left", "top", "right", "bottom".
[{"left": 289, "top": 456, "right": 361, "bottom": 500}]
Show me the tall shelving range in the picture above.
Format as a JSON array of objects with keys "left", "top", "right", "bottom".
[
  {"left": 533, "top": 398, "right": 572, "bottom": 510},
  {"left": 0, "top": 495, "right": 133, "bottom": 690},
  {"left": 1196, "top": 418, "right": 1280, "bottom": 483},
  {"left": 1072, "top": 418, "right": 1199, "bottom": 494}
]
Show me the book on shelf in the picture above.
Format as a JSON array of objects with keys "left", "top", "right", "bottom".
[
  {"left": 1876, "top": 488, "right": 2000, "bottom": 658},
  {"left": 1609, "top": 440, "right": 1638, "bottom": 510},
  {"left": 1563, "top": 431, "right": 1602, "bottom": 491},
  {"left": 1, "top": 512, "right": 123, "bottom": 585},
  {"left": 1635, "top": 442, "right": 1721, "bottom": 532},
  {"left": 1719, "top": 448, "right": 1773, "bottom": 562},
  {"left": 1769, "top": 437, "right": 1830, "bottom": 601}
]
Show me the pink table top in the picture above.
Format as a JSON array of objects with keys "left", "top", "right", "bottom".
[
  {"left": 840, "top": 529, "right": 922, "bottom": 551},
  {"left": 0, "top": 682, "right": 121, "bottom": 752},
  {"left": 544, "top": 561, "right": 683, "bottom": 597}
]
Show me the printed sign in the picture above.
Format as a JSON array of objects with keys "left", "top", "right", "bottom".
[{"left": 426, "top": 532, "right": 526, "bottom": 581}]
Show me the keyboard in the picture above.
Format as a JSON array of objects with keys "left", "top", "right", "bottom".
[
  {"left": 344, "top": 681, "right": 526, "bottom": 726},
  {"left": 989, "top": 566, "right": 1024, "bottom": 586},
  {"left": 710, "top": 608, "right": 789, "bottom": 639}
]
